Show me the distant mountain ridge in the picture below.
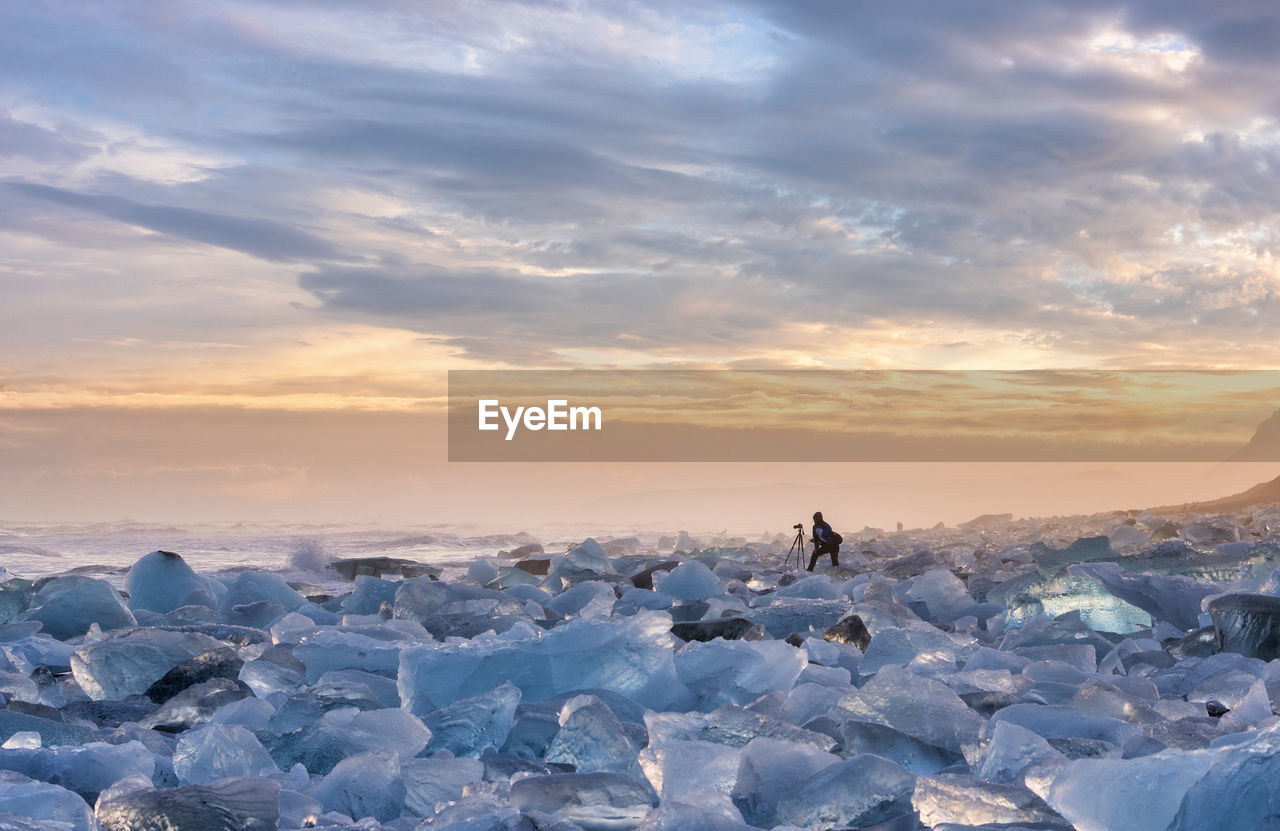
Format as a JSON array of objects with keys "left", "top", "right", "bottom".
[
  {"left": 1153, "top": 472, "right": 1280, "bottom": 515},
  {"left": 1230, "top": 407, "right": 1280, "bottom": 461}
]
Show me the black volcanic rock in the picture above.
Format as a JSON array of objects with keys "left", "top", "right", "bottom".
[
  {"left": 145, "top": 647, "right": 244, "bottom": 704},
  {"left": 630, "top": 560, "right": 680, "bottom": 590},
  {"left": 329, "top": 557, "right": 441, "bottom": 580},
  {"left": 671, "top": 617, "right": 765, "bottom": 642},
  {"left": 502, "top": 542, "right": 545, "bottom": 559},
  {"left": 140, "top": 677, "right": 252, "bottom": 732},
  {"left": 824, "top": 614, "right": 872, "bottom": 650}
]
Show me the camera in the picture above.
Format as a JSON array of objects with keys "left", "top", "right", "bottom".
[{"left": 793, "top": 523, "right": 803, "bottom": 529}]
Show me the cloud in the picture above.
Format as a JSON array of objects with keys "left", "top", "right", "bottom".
[
  {"left": 0, "top": 111, "right": 91, "bottom": 163},
  {"left": 6, "top": 182, "right": 340, "bottom": 262},
  {"left": 3, "top": 0, "right": 1280, "bottom": 377}
]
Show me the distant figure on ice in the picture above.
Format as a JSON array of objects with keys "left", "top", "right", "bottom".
[{"left": 808, "top": 511, "right": 841, "bottom": 571}]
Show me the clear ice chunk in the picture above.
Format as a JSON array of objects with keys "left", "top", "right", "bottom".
[
  {"left": 217, "top": 572, "right": 306, "bottom": 616},
  {"left": 1070, "top": 563, "right": 1216, "bottom": 631},
  {"left": 543, "top": 582, "right": 619, "bottom": 620},
  {"left": 340, "top": 576, "right": 399, "bottom": 616},
  {"left": 654, "top": 562, "right": 725, "bottom": 601},
  {"left": 772, "top": 754, "right": 917, "bottom": 831},
  {"left": 673, "top": 638, "right": 807, "bottom": 709},
  {"left": 15, "top": 578, "right": 135, "bottom": 641},
  {"left": 1026, "top": 746, "right": 1211, "bottom": 831},
  {"left": 545, "top": 695, "right": 640, "bottom": 775},
  {"left": 173, "top": 723, "right": 278, "bottom": 785},
  {"left": 973, "top": 720, "right": 1066, "bottom": 784},
  {"left": 639, "top": 739, "right": 741, "bottom": 802},
  {"left": 420, "top": 681, "right": 521, "bottom": 757},
  {"left": 731, "top": 736, "right": 839, "bottom": 827},
  {"left": 912, "top": 773, "right": 1065, "bottom": 828},
  {"left": 508, "top": 772, "right": 656, "bottom": 830},
  {"left": 894, "top": 568, "right": 976, "bottom": 621},
  {"left": 309, "top": 748, "right": 405, "bottom": 823},
  {"left": 400, "top": 756, "right": 485, "bottom": 818},
  {"left": 293, "top": 623, "right": 422, "bottom": 682},
  {"left": 0, "top": 771, "right": 96, "bottom": 831},
  {"left": 270, "top": 706, "right": 431, "bottom": 775},
  {"left": 837, "top": 664, "right": 983, "bottom": 753}
]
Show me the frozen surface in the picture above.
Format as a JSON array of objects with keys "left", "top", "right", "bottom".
[{"left": 0, "top": 508, "right": 1279, "bottom": 828}]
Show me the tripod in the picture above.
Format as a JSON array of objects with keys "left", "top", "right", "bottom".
[{"left": 784, "top": 525, "right": 808, "bottom": 571}]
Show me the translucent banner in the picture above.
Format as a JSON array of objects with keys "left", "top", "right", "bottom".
[{"left": 447, "top": 370, "right": 1280, "bottom": 462}]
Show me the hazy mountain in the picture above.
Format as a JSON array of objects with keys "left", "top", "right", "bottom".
[
  {"left": 1152, "top": 473, "right": 1280, "bottom": 515},
  {"left": 1230, "top": 408, "right": 1280, "bottom": 461}
]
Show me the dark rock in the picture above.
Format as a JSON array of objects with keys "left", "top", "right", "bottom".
[
  {"left": 630, "top": 561, "right": 680, "bottom": 590},
  {"left": 784, "top": 632, "right": 806, "bottom": 648},
  {"left": 6, "top": 700, "right": 63, "bottom": 721},
  {"left": 257, "top": 645, "right": 307, "bottom": 676},
  {"left": 671, "top": 618, "right": 767, "bottom": 643},
  {"left": 145, "top": 647, "right": 245, "bottom": 704},
  {"left": 824, "top": 614, "right": 872, "bottom": 650},
  {"left": 61, "top": 696, "right": 156, "bottom": 728},
  {"left": 483, "top": 756, "right": 575, "bottom": 782},
  {"left": 140, "top": 677, "right": 252, "bottom": 733},
  {"left": 328, "top": 556, "right": 441, "bottom": 581},
  {"left": 1206, "top": 700, "right": 1230, "bottom": 718},
  {"left": 959, "top": 690, "right": 1022, "bottom": 717},
  {"left": 1208, "top": 593, "right": 1280, "bottom": 660},
  {"left": 96, "top": 779, "right": 280, "bottom": 831},
  {"left": 418, "top": 612, "right": 537, "bottom": 641},
  {"left": 514, "top": 558, "right": 551, "bottom": 576}
]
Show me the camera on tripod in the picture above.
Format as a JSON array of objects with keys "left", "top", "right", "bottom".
[{"left": 785, "top": 521, "right": 808, "bottom": 570}]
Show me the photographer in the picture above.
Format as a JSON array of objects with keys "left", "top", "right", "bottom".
[{"left": 807, "top": 511, "right": 841, "bottom": 571}]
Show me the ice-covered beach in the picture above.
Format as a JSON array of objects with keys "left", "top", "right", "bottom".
[{"left": 3, "top": 506, "right": 1280, "bottom": 831}]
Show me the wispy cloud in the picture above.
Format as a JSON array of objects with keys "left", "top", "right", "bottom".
[
  {"left": 7, "top": 182, "right": 341, "bottom": 262},
  {"left": 3, "top": 1, "right": 1279, "bottom": 373}
]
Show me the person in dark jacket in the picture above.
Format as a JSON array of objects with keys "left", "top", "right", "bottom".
[{"left": 808, "top": 511, "right": 840, "bottom": 571}]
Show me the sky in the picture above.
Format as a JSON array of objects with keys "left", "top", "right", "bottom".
[{"left": 3, "top": 1, "right": 1280, "bottom": 527}]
